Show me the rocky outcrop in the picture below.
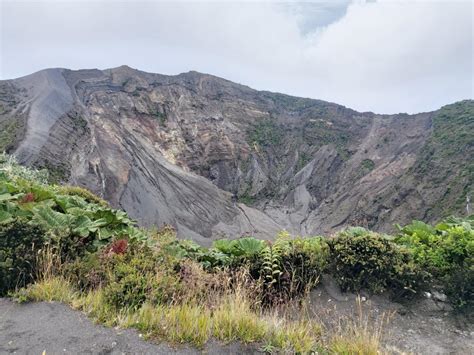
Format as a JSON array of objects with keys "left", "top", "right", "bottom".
[{"left": 0, "top": 66, "right": 471, "bottom": 242}]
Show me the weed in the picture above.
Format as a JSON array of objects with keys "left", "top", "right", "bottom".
[
  {"left": 328, "top": 297, "right": 390, "bottom": 355},
  {"left": 16, "top": 277, "right": 75, "bottom": 303}
]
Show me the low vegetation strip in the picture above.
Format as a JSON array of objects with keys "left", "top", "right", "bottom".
[{"left": 0, "top": 153, "right": 472, "bottom": 353}]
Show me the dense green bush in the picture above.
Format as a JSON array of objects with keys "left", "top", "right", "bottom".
[
  {"left": 395, "top": 217, "right": 474, "bottom": 309},
  {"left": 328, "top": 228, "right": 426, "bottom": 297},
  {"left": 258, "top": 235, "right": 329, "bottom": 305},
  {"left": 56, "top": 185, "right": 108, "bottom": 207},
  {"left": 0, "top": 156, "right": 148, "bottom": 254},
  {"left": 103, "top": 250, "right": 183, "bottom": 309},
  {"left": 65, "top": 252, "right": 108, "bottom": 290},
  {"left": 396, "top": 218, "right": 473, "bottom": 277},
  {"left": 0, "top": 219, "right": 45, "bottom": 295},
  {"left": 281, "top": 236, "right": 329, "bottom": 295},
  {"left": 69, "top": 241, "right": 154, "bottom": 309},
  {"left": 68, "top": 240, "right": 182, "bottom": 310},
  {"left": 444, "top": 266, "right": 474, "bottom": 311},
  {"left": 103, "top": 261, "right": 150, "bottom": 310}
]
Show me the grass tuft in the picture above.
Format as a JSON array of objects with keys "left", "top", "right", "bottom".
[
  {"left": 268, "top": 317, "right": 321, "bottom": 353},
  {"left": 328, "top": 297, "right": 389, "bottom": 355},
  {"left": 16, "top": 277, "right": 75, "bottom": 303},
  {"left": 213, "top": 292, "right": 267, "bottom": 343}
]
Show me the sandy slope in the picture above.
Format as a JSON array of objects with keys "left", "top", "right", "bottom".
[{"left": 13, "top": 69, "right": 73, "bottom": 164}]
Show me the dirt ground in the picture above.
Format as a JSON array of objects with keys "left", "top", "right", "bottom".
[
  {"left": 0, "top": 299, "right": 257, "bottom": 355},
  {"left": 306, "top": 276, "right": 474, "bottom": 354},
  {"left": 0, "top": 279, "right": 472, "bottom": 354}
]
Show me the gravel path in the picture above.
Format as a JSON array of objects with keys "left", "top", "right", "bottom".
[{"left": 0, "top": 299, "right": 255, "bottom": 355}]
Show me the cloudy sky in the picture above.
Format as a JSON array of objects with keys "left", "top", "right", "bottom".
[{"left": 1, "top": 0, "right": 472, "bottom": 113}]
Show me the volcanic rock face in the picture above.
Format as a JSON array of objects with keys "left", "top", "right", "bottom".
[{"left": 0, "top": 66, "right": 472, "bottom": 243}]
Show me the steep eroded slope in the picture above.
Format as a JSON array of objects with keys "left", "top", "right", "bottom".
[{"left": 0, "top": 66, "right": 471, "bottom": 241}]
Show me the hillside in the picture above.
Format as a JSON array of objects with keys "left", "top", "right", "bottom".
[{"left": 0, "top": 66, "right": 472, "bottom": 242}]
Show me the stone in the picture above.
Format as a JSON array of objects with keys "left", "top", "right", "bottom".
[{"left": 432, "top": 291, "right": 448, "bottom": 303}]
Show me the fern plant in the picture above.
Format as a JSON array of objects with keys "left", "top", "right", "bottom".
[{"left": 261, "top": 243, "right": 283, "bottom": 286}]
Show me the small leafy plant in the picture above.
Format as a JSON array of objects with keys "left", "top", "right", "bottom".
[{"left": 328, "top": 228, "right": 426, "bottom": 297}]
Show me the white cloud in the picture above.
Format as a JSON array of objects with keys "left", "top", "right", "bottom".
[{"left": 1, "top": 0, "right": 472, "bottom": 113}]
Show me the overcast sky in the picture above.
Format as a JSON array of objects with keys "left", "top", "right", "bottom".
[{"left": 1, "top": 0, "right": 472, "bottom": 113}]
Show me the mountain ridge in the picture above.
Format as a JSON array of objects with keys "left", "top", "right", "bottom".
[{"left": 0, "top": 67, "right": 472, "bottom": 243}]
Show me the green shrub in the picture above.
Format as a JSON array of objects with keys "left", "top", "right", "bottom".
[
  {"left": 396, "top": 218, "right": 473, "bottom": 277},
  {"left": 444, "top": 266, "right": 474, "bottom": 312},
  {"left": 245, "top": 233, "right": 329, "bottom": 305},
  {"left": 65, "top": 252, "right": 109, "bottom": 290},
  {"left": 65, "top": 234, "right": 185, "bottom": 308},
  {"left": 55, "top": 185, "right": 108, "bottom": 207},
  {"left": 328, "top": 229, "right": 425, "bottom": 296},
  {"left": 395, "top": 217, "right": 474, "bottom": 309},
  {"left": 0, "top": 219, "right": 45, "bottom": 295},
  {"left": 0, "top": 157, "right": 148, "bottom": 257},
  {"left": 361, "top": 159, "right": 375, "bottom": 171},
  {"left": 103, "top": 263, "right": 150, "bottom": 310},
  {"left": 98, "top": 242, "right": 182, "bottom": 309},
  {"left": 280, "top": 236, "right": 329, "bottom": 297},
  {"left": 149, "top": 270, "right": 183, "bottom": 305}
]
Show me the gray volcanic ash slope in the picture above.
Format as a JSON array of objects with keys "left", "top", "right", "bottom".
[{"left": 0, "top": 66, "right": 472, "bottom": 243}]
